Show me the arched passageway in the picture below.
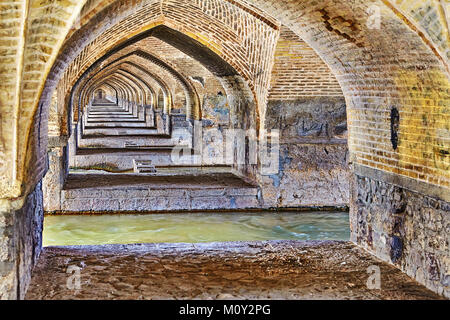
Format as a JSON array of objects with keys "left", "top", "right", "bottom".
[{"left": 0, "top": 0, "right": 448, "bottom": 300}]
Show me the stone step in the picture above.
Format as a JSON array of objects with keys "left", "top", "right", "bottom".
[
  {"left": 81, "top": 128, "right": 165, "bottom": 137},
  {"left": 92, "top": 100, "right": 116, "bottom": 105},
  {"left": 89, "top": 108, "right": 140, "bottom": 112},
  {"left": 84, "top": 122, "right": 156, "bottom": 129},
  {"left": 124, "top": 141, "right": 181, "bottom": 149},
  {"left": 88, "top": 112, "right": 133, "bottom": 116},
  {"left": 57, "top": 173, "right": 259, "bottom": 213},
  {"left": 85, "top": 113, "right": 153, "bottom": 124},
  {"left": 77, "top": 136, "right": 181, "bottom": 149},
  {"left": 133, "top": 159, "right": 157, "bottom": 173},
  {"left": 75, "top": 147, "right": 184, "bottom": 154},
  {"left": 86, "top": 117, "right": 144, "bottom": 122},
  {"left": 70, "top": 148, "right": 193, "bottom": 170},
  {"left": 89, "top": 108, "right": 129, "bottom": 112},
  {"left": 88, "top": 112, "right": 135, "bottom": 117}
]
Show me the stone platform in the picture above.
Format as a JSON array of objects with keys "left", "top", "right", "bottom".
[
  {"left": 25, "top": 241, "right": 443, "bottom": 300},
  {"left": 55, "top": 172, "right": 259, "bottom": 213}
]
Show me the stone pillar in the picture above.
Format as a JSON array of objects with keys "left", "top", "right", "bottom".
[
  {"left": 0, "top": 206, "right": 16, "bottom": 300},
  {"left": 69, "top": 123, "right": 79, "bottom": 168},
  {"left": 0, "top": 182, "right": 44, "bottom": 300},
  {"left": 44, "top": 138, "right": 68, "bottom": 213},
  {"left": 351, "top": 165, "right": 450, "bottom": 298}
]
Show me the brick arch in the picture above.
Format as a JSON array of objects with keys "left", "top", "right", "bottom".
[
  {"left": 94, "top": 83, "right": 119, "bottom": 104},
  {"left": 58, "top": 16, "right": 263, "bottom": 125},
  {"left": 83, "top": 72, "right": 140, "bottom": 107},
  {"left": 89, "top": 70, "right": 156, "bottom": 112},
  {"left": 65, "top": 0, "right": 449, "bottom": 73},
  {"left": 71, "top": 54, "right": 183, "bottom": 125},
  {"left": 45, "top": 0, "right": 276, "bottom": 124},
  {"left": 82, "top": 67, "right": 153, "bottom": 109},
  {"left": 1, "top": 0, "right": 449, "bottom": 301},
  {"left": 240, "top": 0, "right": 449, "bottom": 295},
  {"left": 248, "top": 0, "right": 449, "bottom": 189},
  {"left": 72, "top": 58, "right": 174, "bottom": 116},
  {"left": 85, "top": 72, "right": 146, "bottom": 110},
  {"left": 0, "top": 0, "right": 445, "bottom": 200},
  {"left": 69, "top": 59, "right": 173, "bottom": 131},
  {"left": 119, "top": 62, "right": 173, "bottom": 113},
  {"left": 3, "top": 0, "right": 448, "bottom": 199},
  {"left": 20, "top": 0, "right": 281, "bottom": 194},
  {"left": 100, "top": 79, "right": 135, "bottom": 111},
  {"left": 94, "top": 88, "right": 105, "bottom": 100},
  {"left": 132, "top": 50, "right": 201, "bottom": 119},
  {"left": 74, "top": 46, "right": 202, "bottom": 120},
  {"left": 115, "top": 69, "right": 156, "bottom": 105},
  {"left": 381, "top": 0, "right": 449, "bottom": 73}
]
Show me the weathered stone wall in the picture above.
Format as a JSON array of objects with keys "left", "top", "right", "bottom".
[
  {"left": 43, "top": 145, "right": 68, "bottom": 213},
  {"left": 261, "top": 97, "right": 350, "bottom": 208},
  {"left": 351, "top": 173, "right": 449, "bottom": 298},
  {"left": 261, "top": 26, "right": 349, "bottom": 208},
  {"left": 0, "top": 182, "right": 44, "bottom": 300},
  {"left": 58, "top": 183, "right": 259, "bottom": 213}
]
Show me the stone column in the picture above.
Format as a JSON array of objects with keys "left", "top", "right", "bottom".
[
  {"left": 0, "top": 205, "right": 16, "bottom": 300},
  {"left": 0, "top": 182, "right": 44, "bottom": 300},
  {"left": 43, "top": 137, "right": 69, "bottom": 213}
]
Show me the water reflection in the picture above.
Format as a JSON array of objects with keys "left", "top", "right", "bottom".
[{"left": 43, "top": 211, "right": 350, "bottom": 246}]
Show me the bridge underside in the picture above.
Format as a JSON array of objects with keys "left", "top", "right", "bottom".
[{"left": 26, "top": 241, "right": 442, "bottom": 300}]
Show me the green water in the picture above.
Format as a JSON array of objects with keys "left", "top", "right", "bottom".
[{"left": 43, "top": 212, "right": 350, "bottom": 246}]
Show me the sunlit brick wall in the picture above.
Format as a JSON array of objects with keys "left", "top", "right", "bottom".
[{"left": 269, "top": 26, "right": 343, "bottom": 99}]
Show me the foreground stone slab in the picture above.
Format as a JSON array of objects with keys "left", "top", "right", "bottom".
[{"left": 25, "top": 241, "right": 443, "bottom": 300}]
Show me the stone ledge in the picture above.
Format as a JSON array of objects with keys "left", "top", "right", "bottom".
[{"left": 353, "top": 164, "right": 450, "bottom": 202}]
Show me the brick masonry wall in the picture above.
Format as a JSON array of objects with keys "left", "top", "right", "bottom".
[
  {"left": 390, "top": 0, "right": 449, "bottom": 64},
  {"left": 351, "top": 174, "right": 449, "bottom": 298},
  {"left": 245, "top": 0, "right": 450, "bottom": 191},
  {"left": 269, "top": 26, "right": 343, "bottom": 99}
]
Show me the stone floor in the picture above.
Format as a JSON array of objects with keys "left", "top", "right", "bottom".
[{"left": 25, "top": 241, "right": 443, "bottom": 300}]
